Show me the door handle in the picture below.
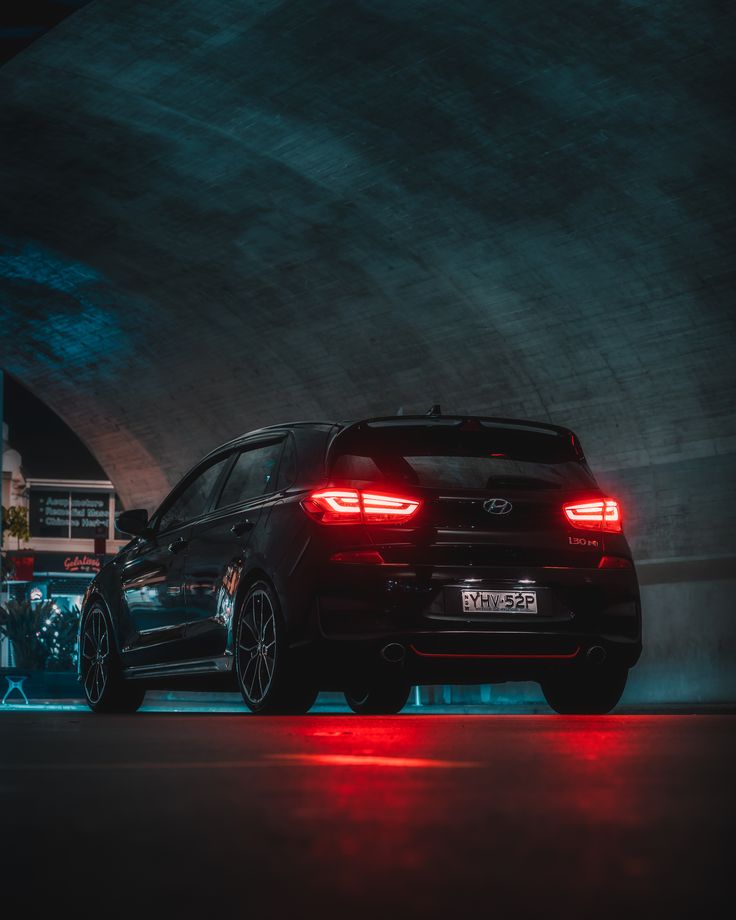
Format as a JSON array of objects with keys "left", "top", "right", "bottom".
[
  {"left": 168, "top": 537, "right": 188, "bottom": 554},
  {"left": 231, "top": 518, "right": 254, "bottom": 537}
]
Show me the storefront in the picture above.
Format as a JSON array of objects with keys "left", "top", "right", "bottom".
[
  {"left": 4, "top": 550, "right": 114, "bottom": 611},
  {"left": 1, "top": 550, "right": 116, "bottom": 668},
  {"left": 26, "top": 478, "right": 121, "bottom": 546},
  {"left": 1, "top": 475, "right": 128, "bottom": 666},
  {"left": 3, "top": 477, "right": 125, "bottom": 607}
]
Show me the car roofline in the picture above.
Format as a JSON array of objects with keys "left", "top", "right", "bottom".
[
  {"left": 200, "top": 414, "right": 580, "bottom": 466},
  {"left": 332, "top": 414, "right": 576, "bottom": 436},
  {"left": 196, "top": 422, "right": 339, "bottom": 464}
]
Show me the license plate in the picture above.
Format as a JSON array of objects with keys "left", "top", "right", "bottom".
[{"left": 461, "top": 589, "right": 538, "bottom": 614}]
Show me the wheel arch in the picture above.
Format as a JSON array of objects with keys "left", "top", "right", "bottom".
[{"left": 80, "top": 591, "right": 122, "bottom": 654}]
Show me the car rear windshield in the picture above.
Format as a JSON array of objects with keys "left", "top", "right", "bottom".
[{"left": 329, "top": 421, "right": 595, "bottom": 491}]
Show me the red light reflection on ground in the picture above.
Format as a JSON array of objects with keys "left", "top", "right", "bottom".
[
  {"left": 551, "top": 722, "right": 631, "bottom": 761},
  {"left": 286, "top": 719, "right": 455, "bottom": 902},
  {"left": 267, "top": 753, "right": 479, "bottom": 768},
  {"left": 540, "top": 718, "right": 650, "bottom": 881},
  {"left": 542, "top": 720, "right": 635, "bottom": 815}
]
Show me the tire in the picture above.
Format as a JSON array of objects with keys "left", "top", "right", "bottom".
[
  {"left": 234, "top": 581, "right": 318, "bottom": 714},
  {"left": 345, "top": 680, "right": 411, "bottom": 715},
  {"left": 541, "top": 665, "right": 628, "bottom": 715},
  {"left": 79, "top": 605, "right": 146, "bottom": 713}
]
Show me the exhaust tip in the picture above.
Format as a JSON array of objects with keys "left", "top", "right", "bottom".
[
  {"left": 380, "top": 642, "right": 406, "bottom": 664},
  {"left": 586, "top": 645, "right": 607, "bottom": 665}
]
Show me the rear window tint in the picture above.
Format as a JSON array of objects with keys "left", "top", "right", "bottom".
[{"left": 330, "top": 424, "right": 593, "bottom": 491}]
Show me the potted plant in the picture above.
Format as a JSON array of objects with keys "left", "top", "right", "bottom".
[
  {"left": 0, "top": 600, "right": 82, "bottom": 700},
  {"left": 0, "top": 598, "right": 54, "bottom": 670}
]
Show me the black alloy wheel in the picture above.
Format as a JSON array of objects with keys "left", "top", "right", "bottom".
[
  {"left": 235, "top": 582, "right": 317, "bottom": 714},
  {"left": 80, "top": 605, "right": 146, "bottom": 713},
  {"left": 541, "top": 664, "right": 628, "bottom": 714},
  {"left": 344, "top": 680, "right": 411, "bottom": 715}
]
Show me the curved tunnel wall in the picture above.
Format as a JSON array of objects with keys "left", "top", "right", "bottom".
[{"left": 1, "top": 0, "right": 734, "bottom": 701}]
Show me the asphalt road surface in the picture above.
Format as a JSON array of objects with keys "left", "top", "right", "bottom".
[{"left": 1, "top": 712, "right": 732, "bottom": 917}]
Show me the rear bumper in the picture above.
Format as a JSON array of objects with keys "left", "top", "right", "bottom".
[
  {"left": 312, "top": 629, "right": 641, "bottom": 685},
  {"left": 306, "top": 563, "right": 642, "bottom": 684}
]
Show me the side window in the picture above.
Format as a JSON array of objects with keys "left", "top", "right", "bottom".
[
  {"left": 275, "top": 436, "right": 296, "bottom": 491},
  {"left": 157, "top": 456, "right": 231, "bottom": 533},
  {"left": 216, "top": 441, "right": 283, "bottom": 509}
]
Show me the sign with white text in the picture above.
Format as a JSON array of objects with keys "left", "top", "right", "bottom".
[{"left": 29, "top": 489, "right": 111, "bottom": 539}]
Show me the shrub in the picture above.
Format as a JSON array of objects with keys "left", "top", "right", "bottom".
[{"left": 0, "top": 599, "right": 81, "bottom": 671}]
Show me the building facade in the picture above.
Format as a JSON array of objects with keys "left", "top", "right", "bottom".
[{"left": 2, "top": 423, "right": 127, "bottom": 665}]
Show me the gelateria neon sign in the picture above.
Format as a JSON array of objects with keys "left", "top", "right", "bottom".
[{"left": 63, "top": 555, "right": 101, "bottom": 573}]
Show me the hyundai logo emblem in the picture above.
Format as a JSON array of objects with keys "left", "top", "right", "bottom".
[{"left": 483, "top": 498, "right": 513, "bottom": 515}]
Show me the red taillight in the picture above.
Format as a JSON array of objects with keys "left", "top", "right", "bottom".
[
  {"left": 563, "top": 498, "right": 622, "bottom": 533},
  {"left": 361, "top": 492, "right": 421, "bottom": 522},
  {"left": 302, "top": 489, "right": 362, "bottom": 523},
  {"left": 302, "top": 489, "right": 421, "bottom": 524}
]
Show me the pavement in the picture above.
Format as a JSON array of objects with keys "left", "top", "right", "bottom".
[
  {"left": 1, "top": 711, "right": 732, "bottom": 918},
  {"left": 2, "top": 694, "right": 735, "bottom": 714}
]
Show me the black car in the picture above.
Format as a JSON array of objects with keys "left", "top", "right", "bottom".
[{"left": 78, "top": 412, "right": 641, "bottom": 715}]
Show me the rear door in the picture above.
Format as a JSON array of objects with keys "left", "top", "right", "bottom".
[
  {"left": 119, "top": 453, "right": 232, "bottom": 665},
  {"left": 183, "top": 437, "right": 286, "bottom": 658}
]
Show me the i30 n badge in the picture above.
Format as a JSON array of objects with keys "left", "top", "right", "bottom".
[{"left": 78, "top": 412, "right": 641, "bottom": 715}]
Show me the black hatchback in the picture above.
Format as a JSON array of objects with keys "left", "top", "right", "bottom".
[{"left": 78, "top": 413, "right": 641, "bottom": 714}]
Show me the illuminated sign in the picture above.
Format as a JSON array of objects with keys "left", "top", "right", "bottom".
[
  {"left": 29, "top": 489, "right": 111, "bottom": 538},
  {"left": 29, "top": 491, "right": 69, "bottom": 537},
  {"left": 6, "top": 551, "right": 111, "bottom": 579},
  {"left": 71, "top": 494, "right": 110, "bottom": 538},
  {"left": 63, "top": 554, "right": 102, "bottom": 574}
]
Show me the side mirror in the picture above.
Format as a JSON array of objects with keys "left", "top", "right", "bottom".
[{"left": 116, "top": 508, "right": 150, "bottom": 537}]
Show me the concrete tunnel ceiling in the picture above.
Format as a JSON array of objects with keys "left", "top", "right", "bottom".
[{"left": 0, "top": 0, "right": 734, "bottom": 571}]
